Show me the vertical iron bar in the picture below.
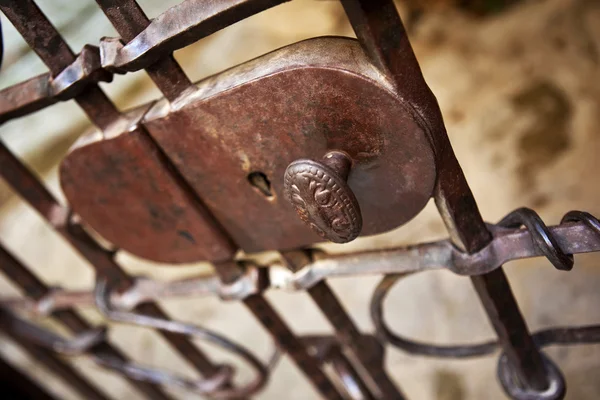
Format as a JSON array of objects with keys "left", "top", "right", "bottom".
[
  {"left": 340, "top": 0, "right": 549, "bottom": 391},
  {"left": 283, "top": 251, "right": 405, "bottom": 399},
  {"left": 0, "top": 354, "right": 58, "bottom": 400},
  {"left": 329, "top": 348, "right": 373, "bottom": 400},
  {"left": 0, "top": 0, "right": 120, "bottom": 131},
  {"left": 94, "top": 0, "right": 194, "bottom": 102},
  {"left": 215, "top": 261, "right": 346, "bottom": 400},
  {"left": 0, "top": 242, "right": 171, "bottom": 400},
  {"left": 0, "top": 327, "right": 110, "bottom": 400}
]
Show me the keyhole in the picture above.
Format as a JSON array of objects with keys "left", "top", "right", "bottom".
[{"left": 248, "top": 171, "right": 273, "bottom": 198}]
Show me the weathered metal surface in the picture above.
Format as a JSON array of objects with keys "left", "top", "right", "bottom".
[
  {"left": 284, "top": 151, "right": 363, "bottom": 243},
  {"left": 0, "top": 45, "right": 112, "bottom": 124},
  {"left": 60, "top": 106, "right": 237, "bottom": 264},
  {"left": 0, "top": 73, "right": 58, "bottom": 123},
  {"left": 144, "top": 37, "right": 436, "bottom": 253},
  {"left": 0, "top": 0, "right": 291, "bottom": 124},
  {"left": 0, "top": 0, "right": 120, "bottom": 131},
  {"left": 61, "top": 37, "right": 436, "bottom": 261},
  {"left": 49, "top": 45, "right": 113, "bottom": 100}
]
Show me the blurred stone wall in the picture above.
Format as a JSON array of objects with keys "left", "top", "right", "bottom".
[{"left": 0, "top": 0, "right": 599, "bottom": 399}]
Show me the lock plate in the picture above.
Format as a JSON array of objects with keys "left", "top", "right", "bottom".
[{"left": 60, "top": 37, "right": 437, "bottom": 263}]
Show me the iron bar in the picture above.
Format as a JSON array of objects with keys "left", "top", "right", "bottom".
[
  {"left": 341, "top": 0, "right": 550, "bottom": 392},
  {"left": 0, "top": 45, "right": 113, "bottom": 124},
  {"left": 0, "top": 354, "right": 58, "bottom": 400},
  {"left": 94, "top": 278, "right": 270, "bottom": 399},
  {"left": 301, "top": 335, "right": 376, "bottom": 400},
  {"left": 95, "top": 0, "right": 194, "bottom": 102},
  {"left": 1, "top": 213, "right": 598, "bottom": 317},
  {"left": 0, "top": 0, "right": 597, "bottom": 398},
  {"left": 0, "top": 268, "right": 260, "bottom": 315},
  {"left": 0, "top": 0, "right": 292, "bottom": 125},
  {"left": 0, "top": 328, "right": 109, "bottom": 400},
  {"left": 0, "top": 307, "right": 243, "bottom": 398},
  {"left": 272, "top": 217, "right": 600, "bottom": 290},
  {"left": 215, "top": 260, "right": 346, "bottom": 400},
  {"left": 0, "top": 73, "right": 58, "bottom": 123},
  {"left": 370, "top": 273, "right": 600, "bottom": 358},
  {"left": 329, "top": 349, "right": 373, "bottom": 400},
  {"left": 282, "top": 250, "right": 404, "bottom": 399},
  {"left": 0, "top": 0, "right": 120, "bottom": 131}
]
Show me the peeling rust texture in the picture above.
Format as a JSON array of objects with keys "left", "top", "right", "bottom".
[
  {"left": 60, "top": 122, "right": 236, "bottom": 264},
  {"left": 60, "top": 37, "right": 436, "bottom": 263}
]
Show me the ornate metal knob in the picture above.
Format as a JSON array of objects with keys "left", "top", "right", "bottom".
[{"left": 284, "top": 151, "right": 362, "bottom": 243}]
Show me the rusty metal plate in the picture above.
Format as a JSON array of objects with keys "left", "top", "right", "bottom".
[
  {"left": 60, "top": 106, "right": 236, "bottom": 264},
  {"left": 60, "top": 37, "right": 436, "bottom": 263}
]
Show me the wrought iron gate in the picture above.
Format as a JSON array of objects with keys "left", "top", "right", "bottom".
[{"left": 0, "top": 0, "right": 598, "bottom": 399}]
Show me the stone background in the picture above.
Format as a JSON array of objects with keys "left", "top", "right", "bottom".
[{"left": 0, "top": 0, "right": 599, "bottom": 399}]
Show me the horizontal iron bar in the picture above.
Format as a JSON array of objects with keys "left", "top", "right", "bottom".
[
  {"left": 0, "top": 46, "right": 112, "bottom": 124},
  {"left": 99, "top": 0, "right": 290, "bottom": 73},
  {"left": 0, "top": 0, "right": 291, "bottom": 124},
  {"left": 94, "top": 0, "right": 193, "bottom": 103},
  {"left": 271, "top": 220, "right": 600, "bottom": 290},
  {"left": 3, "top": 219, "right": 598, "bottom": 315}
]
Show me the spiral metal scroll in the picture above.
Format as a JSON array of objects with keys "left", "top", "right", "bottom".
[
  {"left": 371, "top": 208, "right": 600, "bottom": 399},
  {"left": 94, "top": 278, "right": 271, "bottom": 398}
]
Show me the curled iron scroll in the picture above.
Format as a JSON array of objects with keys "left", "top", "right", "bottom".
[
  {"left": 94, "top": 278, "right": 271, "bottom": 398},
  {"left": 370, "top": 209, "right": 600, "bottom": 399},
  {"left": 0, "top": 278, "right": 275, "bottom": 398},
  {"left": 0, "top": 307, "right": 235, "bottom": 394}
]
